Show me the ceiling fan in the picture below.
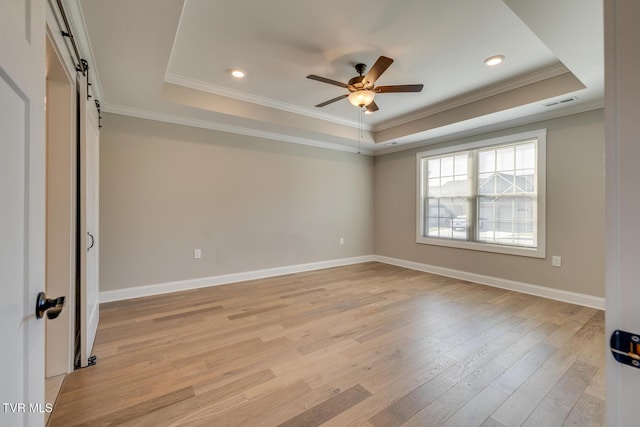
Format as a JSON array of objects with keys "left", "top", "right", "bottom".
[{"left": 307, "top": 56, "right": 423, "bottom": 113}]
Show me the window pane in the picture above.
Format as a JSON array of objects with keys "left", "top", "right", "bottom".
[
  {"left": 496, "top": 174, "right": 514, "bottom": 194},
  {"left": 428, "top": 153, "right": 471, "bottom": 198},
  {"left": 451, "top": 198, "right": 470, "bottom": 240},
  {"left": 478, "top": 150, "right": 495, "bottom": 173},
  {"left": 478, "top": 172, "right": 494, "bottom": 195},
  {"left": 477, "top": 196, "right": 535, "bottom": 247},
  {"left": 515, "top": 169, "right": 535, "bottom": 193},
  {"left": 425, "top": 197, "right": 469, "bottom": 240},
  {"left": 454, "top": 155, "right": 468, "bottom": 175},
  {"left": 429, "top": 178, "right": 442, "bottom": 197},
  {"left": 428, "top": 158, "right": 440, "bottom": 178},
  {"left": 516, "top": 143, "right": 535, "bottom": 170},
  {"left": 440, "top": 176, "right": 454, "bottom": 196},
  {"left": 496, "top": 147, "right": 514, "bottom": 172},
  {"left": 441, "top": 156, "right": 454, "bottom": 177},
  {"left": 453, "top": 175, "right": 470, "bottom": 196},
  {"left": 478, "top": 198, "right": 495, "bottom": 242}
]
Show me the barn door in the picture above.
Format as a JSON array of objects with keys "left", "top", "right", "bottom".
[{"left": 76, "top": 72, "right": 100, "bottom": 368}]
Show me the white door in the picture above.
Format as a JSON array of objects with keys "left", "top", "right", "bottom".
[
  {"left": 81, "top": 84, "right": 100, "bottom": 364},
  {"left": 604, "top": 1, "right": 640, "bottom": 426},
  {"left": 0, "top": 0, "right": 47, "bottom": 426}
]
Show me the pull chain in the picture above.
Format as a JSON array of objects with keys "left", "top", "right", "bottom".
[{"left": 358, "top": 107, "right": 363, "bottom": 155}]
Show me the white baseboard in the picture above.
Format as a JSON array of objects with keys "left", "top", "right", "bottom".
[
  {"left": 99, "top": 255, "right": 375, "bottom": 303},
  {"left": 373, "top": 255, "right": 605, "bottom": 310},
  {"left": 99, "top": 254, "right": 605, "bottom": 310}
]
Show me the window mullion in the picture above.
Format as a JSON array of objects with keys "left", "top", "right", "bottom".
[{"left": 469, "top": 150, "right": 477, "bottom": 242}]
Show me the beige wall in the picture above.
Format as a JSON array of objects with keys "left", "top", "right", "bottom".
[
  {"left": 374, "top": 109, "right": 605, "bottom": 297},
  {"left": 101, "top": 109, "right": 604, "bottom": 298},
  {"left": 100, "top": 113, "right": 374, "bottom": 291}
]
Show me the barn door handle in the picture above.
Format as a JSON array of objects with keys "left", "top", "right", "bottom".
[
  {"left": 87, "top": 232, "right": 95, "bottom": 251},
  {"left": 35, "top": 292, "right": 66, "bottom": 320}
]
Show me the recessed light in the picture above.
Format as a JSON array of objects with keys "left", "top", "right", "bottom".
[
  {"left": 484, "top": 55, "right": 505, "bottom": 66},
  {"left": 231, "top": 69, "right": 245, "bottom": 78},
  {"left": 364, "top": 110, "right": 374, "bottom": 115}
]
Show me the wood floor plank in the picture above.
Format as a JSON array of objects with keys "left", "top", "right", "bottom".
[
  {"left": 59, "top": 386, "right": 196, "bottom": 427},
  {"left": 47, "top": 262, "right": 605, "bottom": 427},
  {"left": 521, "top": 396, "right": 571, "bottom": 427},
  {"left": 521, "top": 359, "right": 598, "bottom": 426},
  {"left": 185, "top": 380, "right": 311, "bottom": 427},
  {"left": 490, "top": 354, "right": 574, "bottom": 425},
  {"left": 153, "top": 304, "right": 224, "bottom": 322},
  {"left": 480, "top": 417, "right": 507, "bottom": 427},
  {"left": 440, "top": 385, "right": 509, "bottom": 427},
  {"left": 193, "top": 368, "right": 275, "bottom": 400},
  {"left": 368, "top": 375, "right": 454, "bottom": 427},
  {"left": 584, "top": 366, "right": 605, "bottom": 401},
  {"left": 491, "top": 341, "right": 557, "bottom": 395},
  {"left": 277, "top": 384, "right": 371, "bottom": 427},
  {"left": 545, "top": 359, "right": 598, "bottom": 407},
  {"left": 562, "top": 392, "right": 606, "bottom": 427},
  {"left": 116, "top": 392, "right": 202, "bottom": 427},
  {"left": 227, "top": 303, "right": 289, "bottom": 320},
  {"left": 404, "top": 360, "right": 506, "bottom": 426}
]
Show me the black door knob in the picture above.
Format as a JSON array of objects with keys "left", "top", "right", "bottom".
[{"left": 35, "top": 292, "right": 66, "bottom": 320}]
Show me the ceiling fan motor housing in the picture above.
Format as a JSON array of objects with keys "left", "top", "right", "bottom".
[
  {"left": 349, "top": 63, "right": 371, "bottom": 91},
  {"left": 348, "top": 75, "right": 366, "bottom": 91}
]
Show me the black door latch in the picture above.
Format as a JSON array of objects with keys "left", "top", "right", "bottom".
[
  {"left": 35, "top": 292, "right": 66, "bottom": 320},
  {"left": 610, "top": 329, "right": 640, "bottom": 369}
]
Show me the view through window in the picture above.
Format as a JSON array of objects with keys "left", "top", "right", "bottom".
[{"left": 417, "top": 130, "right": 546, "bottom": 257}]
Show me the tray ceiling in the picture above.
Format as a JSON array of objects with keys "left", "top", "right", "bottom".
[{"left": 72, "top": 0, "right": 603, "bottom": 154}]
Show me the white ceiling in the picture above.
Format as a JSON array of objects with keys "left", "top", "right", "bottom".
[{"left": 70, "top": 0, "right": 603, "bottom": 154}]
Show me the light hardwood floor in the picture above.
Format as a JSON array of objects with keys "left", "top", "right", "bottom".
[{"left": 48, "top": 262, "right": 605, "bottom": 426}]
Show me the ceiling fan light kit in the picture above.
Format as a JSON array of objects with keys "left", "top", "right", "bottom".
[
  {"left": 307, "top": 56, "right": 423, "bottom": 112},
  {"left": 348, "top": 90, "right": 375, "bottom": 107}
]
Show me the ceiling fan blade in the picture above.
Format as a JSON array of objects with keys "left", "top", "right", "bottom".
[
  {"left": 307, "top": 75, "right": 349, "bottom": 88},
  {"left": 315, "top": 94, "right": 349, "bottom": 107},
  {"left": 366, "top": 101, "right": 379, "bottom": 113},
  {"left": 375, "top": 84, "right": 424, "bottom": 93},
  {"left": 363, "top": 56, "right": 394, "bottom": 85}
]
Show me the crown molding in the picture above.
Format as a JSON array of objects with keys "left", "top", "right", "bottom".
[
  {"left": 101, "top": 103, "right": 373, "bottom": 156},
  {"left": 99, "top": 97, "right": 602, "bottom": 158},
  {"left": 164, "top": 72, "right": 373, "bottom": 131},
  {"left": 372, "top": 63, "right": 572, "bottom": 132},
  {"left": 373, "top": 98, "right": 603, "bottom": 156}
]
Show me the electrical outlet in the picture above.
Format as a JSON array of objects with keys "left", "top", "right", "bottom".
[
  {"left": 552, "top": 256, "right": 562, "bottom": 267},
  {"left": 194, "top": 249, "right": 201, "bottom": 259},
  {"left": 339, "top": 237, "right": 344, "bottom": 245}
]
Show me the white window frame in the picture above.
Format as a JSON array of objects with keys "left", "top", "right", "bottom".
[{"left": 416, "top": 129, "right": 546, "bottom": 258}]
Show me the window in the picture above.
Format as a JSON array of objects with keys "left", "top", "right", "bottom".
[{"left": 416, "top": 129, "right": 546, "bottom": 258}]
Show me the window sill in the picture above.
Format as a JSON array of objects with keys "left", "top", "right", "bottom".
[{"left": 416, "top": 235, "right": 546, "bottom": 258}]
